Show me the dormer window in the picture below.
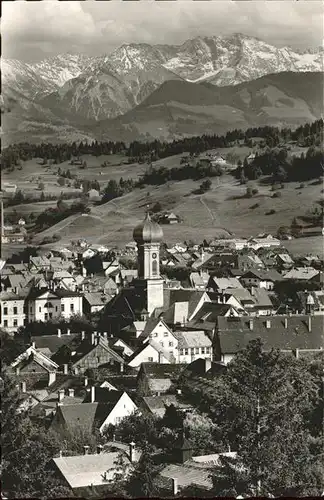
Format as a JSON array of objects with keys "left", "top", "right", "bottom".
[{"left": 44, "top": 302, "right": 54, "bottom": 309}]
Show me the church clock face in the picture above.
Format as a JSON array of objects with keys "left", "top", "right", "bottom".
[{"left": 152, "top": 252, "right": 157, "bottom": 259}]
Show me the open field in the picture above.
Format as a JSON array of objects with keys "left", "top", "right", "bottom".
[
  {"left": 30, "top": 173, "right": 323, "bottom": 254},
  {"left": 283, "top": 236, "right": 324, "bottom": 257}
]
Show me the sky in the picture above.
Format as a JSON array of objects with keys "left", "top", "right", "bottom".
[{"left": 2, "top": 0, "right": 323, "bottom": 62}]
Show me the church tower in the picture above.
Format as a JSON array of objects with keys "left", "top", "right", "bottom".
[{"left": 133, "top": 210, "right": 164, "bottom": 316}]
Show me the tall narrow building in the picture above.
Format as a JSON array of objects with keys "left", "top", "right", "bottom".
[{"left": 133, "top": 211, "right": 164, "bottom": 315}]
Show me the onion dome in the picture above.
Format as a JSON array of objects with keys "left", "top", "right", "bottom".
[{"left": 133, "top": 211, "right": 163, "bottom": 244}]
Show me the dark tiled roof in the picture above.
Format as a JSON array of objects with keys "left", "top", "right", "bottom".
[
  {"left": 32, "top": 334, "right": 78, "bottom": 355},
  {"left": 216, "top": 315, "right": 324, "bottom": 353},
  {"left": 143, "top": 395, "right": 192, "bottom": 412},
  {"left": 163, "top": 289, "right": 205, "bottom": 318},
  {"left": 57, "top": 402, "right": 113, "bottom": 432},
  {"left": 138, "top": 362, "right": 187, "bottom": 379}
]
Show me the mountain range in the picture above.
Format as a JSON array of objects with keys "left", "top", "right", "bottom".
[{"left": 1, "top": 34, "right": 323, "bottom": 145}]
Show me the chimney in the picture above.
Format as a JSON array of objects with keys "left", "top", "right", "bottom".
[
  {"left": 21, "top": 381, "right": 27, "bottom": 393},
  {"left": 129, "top": 441, "right": 135, "bottom": 463},
  {"left": 103, "top": 332, "right": 107, "bottom": 339},
  {"left": 295, "top": 348, "right": 300, "bottom": 359},
  {"left": 90, "top": 386, "right": 95, "bottom": 403},
  {"left": 81, "top": 330, "right": 86, "bottom": 340},
  {"left": 91, "top": 333, "right": 95, "bottom": 345},
  {"left": 172, "top": 478, "right": 178, "bottom": 496},
  {"left": 95, "top": 337, "right": 100, "bottom": 346},
  {"left": 112, "top": 433, "right": 116, "bottom": 442},
  {"left": 68, "top": 388, "right": 75, "bottom": 398},
  {"left": 15, "top": 366, "right": 20, "bottom": 376},
  {"left": 59, "top": 450, "right": 63, "bottom": 458},
  {"left": 97, "top": 445, "right": 103, "bottom": 454},
  {"left": 63, "top": 364, "right": 68, "bottom": 375},
  {"left": 58, "top": 389, "right": 65, "bottom": 402},
  {"left": 31, "top": 341, "right": 36, "bottom": 349},
  {"left": 308, "top": 316, "right": 312, "bottom": 332},
  {"left": 48, "top": 372, "right": 56, "bottom": 386},
  {"left": 176, "top": 389, "right": 182, "bottom": 395},
  {"left": 284, "top": 317, "right": 288, "bottom": 329},
  {"left": 249, "top": 319, "right": 253, "bottom": 330},
  {"left": 83, "top": 445, "right": 89, "bottom": 455},
  {"left": 67, "top": 328, "right": 71, "bottom": 336},
  {"left": 84, "top": 376, "right": 88, "bottom": 387},
  {"left": 265, "top": 319, "right": 271, "bottom": 329},
  {"left": 120, "top": 363, "right": 124, "bottom": 374},
  {"left": 57, "top": 328, "right": 61, "bottom": 338}
]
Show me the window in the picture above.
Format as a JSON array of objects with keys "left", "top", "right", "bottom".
[
  {"left": 152, "top": 260, "right": 158, "bottom": 276},
  {"left": 38, "top": 307, "right": 41, "bottom": 313},
  {"left": 180, "top": 349, "right": 184, "bottom": 355},
  {"left": 44, "top": 313, "right": 48, "bottom": 321},
  {"left": 191, "top": 348, "right": 195, "bottom": 354},
  {"left": 61, "top": 304, "right": 65, "bottom": 312},
  {"left": 148, "top": 357, "right": 153, "bottom": 362},
  {"left": 4, "top": 320, "right": 8, "bottom": 327},
  {"left": 97, "top": 356, "right": 101, "bottom": 364},
  {"left": 13, "top": 307, "right": 18, "bottom": 315},
  {"left": 195, "top": 347, "right": 200, "bottom": 354},
  {"left": 13, "top": 319, "right": 18, "bottom": 327},
  {"left": 115, "top": 417, "right": 122, "bottom": 424},
  {"left": 55, "top": 306, "right": 58, "bottom": 312},
  {"left": 154, "top": 332, "right": 158, "bottom": 337},
  {"left": 164, "top": 332, "right": 168, "bottom": 337},
  {"left": 201, "top": 347, "right": 205, "bottom": 354},
  {"left": 169, "top": 341, "right": 173, "bottom": 347},
  {"left": 160, "top": 341, "right": 164, "bottom": 347},
  {"left": 70, "top": 303, "right": 74, "bottom": 312},
  {"left": 30, "top": 307, "right": 32, "bottom": 313},
  {"left": 3, "top": 307, "right": 8, "bottom": 315},
  {"left": 49, "top": 313, "right": 53, "bottom": 319},
  {"left": 184, "top": 349, "right": 189, "bottom": 355},
  {"left": 206, "top": 347, "right": 210, "bottom": 354}
]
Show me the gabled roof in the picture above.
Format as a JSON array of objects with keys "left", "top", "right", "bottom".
[
  {"left": 216, "top": 315, "right": 324, "bottom": 353},
  {"left": 240, "top": 269, "right": 283, "bottom": 281},
  {"left": 173, "top": 330, "right": 212, "bottom": 349},
  {"left": 143, "top": 395, "right": 192, "bottom": 415},
  {"left": 83, "top": 292, "right": 112, "bottom": 306},
  {"left": 250, "top": 288, "right": 274, "bottom": 308},
  {"left": 138, "top": 362, "right": 186, "bottom": 379},
  {"left": 283, "top": 267, "right": 319, "bottom": 280},
  {"left": 71, "top": 337, "right": 125, "bottom": 367},
  {"left": 53, "top": 452, "right": 132, "bottom": 489},
  {"left": 11, "top": 346, "right": 59, "bottom": 372},
  {"left": 163, "top": 289, "right": 207, "bottom": 319},
  {"left": 55, "top": 402, "right": 116, "bottom": 433},
  {"left": 31, "top": 334, "right": 78, "bottom": 355},
  {"left": 127, "top": 340, "right": 173, "bottom": 365},
  {"left": 209, "top": 277, "right": 243, "bottom": 291}
]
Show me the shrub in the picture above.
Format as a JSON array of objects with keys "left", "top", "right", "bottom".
[
  {"left": 57, "top": 177, "right": 65, "bottom": 186},
  {"left": 52, "top": 234, "right": 61, "bottom": 242},
  {"left": 299, "top": 183, "right": 305, "bottom": 189},
  {"left": 250, "top": 203, "right": 260, "bottom": 210},
  {"left": 272, "top": 192, "right": 282, "bottom": 198},
  {"left": 266, "top": 209, "right": 276, "bottom": 215},
  {"left": 252, "top": 188, "right": 259, "bottom": 195},
  {"left": 246, "top": 187, "right": 253, "bottom": 198}
]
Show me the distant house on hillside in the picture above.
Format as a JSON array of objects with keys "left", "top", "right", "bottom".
[
  {"left": 158, "top": 212, "right": 180, "bottom": 225},
  {"left": 2, "top": 183, "right": 17, "bottom": 195},
  {"left": 86, "top": 189, "right": 102, "bottom": 202}
]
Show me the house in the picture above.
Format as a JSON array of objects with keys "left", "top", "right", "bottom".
[
  {"left": 2, "top": 182, "right": 17, "bottom": 194},
  {"left": 189, "top": 272, "right": 209, "bottom": 290},
  {"left": 239, "top": 269, "right": 283, "bottom": 291},
  {"left": 10, "top": 345, "right": 59, "bottom": 386},
  {"left": 159, "top": 213, "right": 180, "bottom": 225},
  {"left": 51, "top": 442, "right": 139, "bottom": 493},
  {"left": 83, "top": 292, "right": 113, "bottom": 315},
  {"left": 31, "top": 332, "right": 79, "bottom": 356},
  {"left": 238, "top": 251, "right": 265, "bottom": 271},
  {"left": 247, "top": 235, "right": 281, "bottom": 250},
  {"left": 27, "top": 288, "right": 83, "bottom": 322},
  {"left": 29, "top": 256, "right": 51, "bottom": 272},
  {"left": 173, "top": 330, "right": 212, "bottom": 364},
  {"left": 214, "top": 315, "right": 324, "bottom": 365},
  {"left": 0, "top": 291, "right": 27, "bottom": 331},
  {"left": 57, "top": 334, "right": 125, "bottom": 375},
  {"left": 137, "top": 317, "right": 179, "bottom": 361},
  {"left": 187, "top": 301, "right": 240, "bottom": 336},
  {"left": 141, "top": 395, "right": 192, "bottom": 418},
  {"left": 127, "top": 340, "right": 174, "bottom": 368},
  {"left": 276, "top": 253, "right": 295, "bottom": 270},
  {"left": 161, "top": 289, "right": 211, "bottom": 325},
  {"left": 248, "top": 287, "right": 275, "bottom": 316},
  {"left": 282, "top": 267, "right": 320, "bottom": 281},
  {"left": 207, "top": 276, "right": 243, "bottom": 293},
  {"left": 51, "top": 389, "right": 137, "bottom": 433},
  {"left": 136, "top": 362, "right": 186, "bottom": 396},
  {"left": 86, "top": 189, "right": 102, "bottom": 202}
]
